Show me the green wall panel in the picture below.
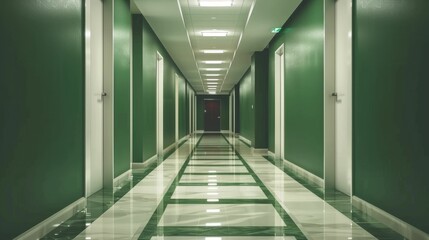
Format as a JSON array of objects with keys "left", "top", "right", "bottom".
[
  {"left": 179, "top": 78, "right": 187, "bottom": 139},
  {"left": 141, "top": 17, "right": 157, "bottom": 161},
  {"left": 114, "top": 0, "right": 131, "bottom": 177},
  {"left": 0, "top": 1, "right": 84, "bottom": 238},
  {"left": 197, "top": 95, "right": 229, "bottom": 131},
  {"left": 132, "top": 15, "right": 143, "bottom": 162},
  {"left": 253, "top": 50, "right": 269, "bottom": 149},
  {"left": 268, "top": 0, "right": 324, "bottom": 178},
  {"left": 353, "top": 0, "right": 429, "bottom": 232},
  {"left": 239, "top": 69, "right": 254, "bottom": 143}
]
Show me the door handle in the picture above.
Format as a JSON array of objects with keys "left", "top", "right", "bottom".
[
  {"left": 101, "top": 92, "right": 107, "bottom": 97},
  {"left": 218, "top": 116, "right": 220, "bottom": 119}
]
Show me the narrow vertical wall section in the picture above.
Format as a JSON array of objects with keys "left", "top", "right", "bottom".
[
  {"left": 114, "top": 0, "right": 132, "bottom": 177},
  {"left": 0, "top": 1, "right": 85, "bottom": 238}
]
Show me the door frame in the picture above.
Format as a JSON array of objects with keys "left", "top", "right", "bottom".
[
  {"left": 274, "top": 44, "right": 285, "bottom": 161},
  {"left": 156, "top": 52, "right": 164, "bottom": 158},
  {"left": 203, "top": 99, "right": 221, "bottom": 132},
  {"left": 175, "top": 73, "right": 179, "bottom": 142}
]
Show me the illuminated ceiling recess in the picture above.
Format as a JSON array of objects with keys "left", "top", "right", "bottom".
[{"left": 133, "top": 0, "right": 303, "bottom": 94}]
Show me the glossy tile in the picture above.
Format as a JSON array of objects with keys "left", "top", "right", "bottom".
[
  {"left": 179, "top": 174, "right": 255, "bottom": 184},
  {"left": 188, "top": 160, "right": 243, "bottom": 165},
  {"left": 151, "top": 237, "right": 297, "bottom": 240},
  {"left": 185, "top": 166, "right": 249, "bottom": 174},
  {"left": 159, "top": 204, "right": 286, "bottom": 227},
  {"left": 171, "top": 186, "right": 267, "bottom": 199}
]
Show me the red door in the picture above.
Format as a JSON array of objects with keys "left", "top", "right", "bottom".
[{"left": 204, "top": 100, "right": 220, "bottom": 131}]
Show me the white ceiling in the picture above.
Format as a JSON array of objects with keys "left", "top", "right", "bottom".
[{"left": 133, "top": 0, "right": 302, "bottom": 94}]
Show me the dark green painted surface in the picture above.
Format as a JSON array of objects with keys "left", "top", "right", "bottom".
[
  {"left": 132, "top": 15, "right": 143, "bottom": 163},
  {"left": 239, "top": 69, "right": 254, "bottom": 143},
  {"left": 268, "top": 0, "right": 324, "bottom": 178},
  {"left": 163, "top": 62, "right": 175, "bottom": 148},
  {"left": 179, "top": 77, "right": 187, "bottom": 139},
  {"left": 234, "top": 86, "right": 240, "bottom": 133},
  {"left": 197, "top": 95, "right": 229, "bottom": 131},
  {"left": 252, "top": 50, "right": 269, "bottom": 149},
  {"left": 141, "top": 17, "right": 157, "bottom": 161},
  {"left": 353, "top": 0, "right": 429, "bottom": 232},
  {"left": 114, "top": 0, "right": 131, "bottom": 177},
  {"left": 0, "top": 1, "right": 84, "bottom": 238}
]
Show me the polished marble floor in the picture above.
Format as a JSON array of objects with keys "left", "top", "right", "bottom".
[{"left": 41, "top": 134, "right": 407, "bottom": 240}]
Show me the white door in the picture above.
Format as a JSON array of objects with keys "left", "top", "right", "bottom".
[
  {"left": 335, "top": 0, "right": 352, "bottom": 196},
  {"left": 275, "top": 44, "right": 285, "bottom": 160},
  {"left": 85, "top": 0, "right": 104, "bottom": 196}
]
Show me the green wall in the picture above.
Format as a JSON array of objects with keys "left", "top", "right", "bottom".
[
  {"left": 239, "top": 69, "right": 254, "bottom": 143},
  {"left": 0, "top": 1, "right": 84, "bottom": 238},
  {"left": 134, "top": 16, "right": 193, "bottom": 162},
  {"left": 252, "top": 50, "right": 269, "bottom": 149},
  {"left": 197, "top": 95, "right": 230, "bottom": 131},
  {"left": 353, "top": 0, "right": 429, "bottom": 232},
  {"left": 268, "top": 0, "right": 324, "bottom": 178},
  {"left": 132, "top": 15, "right": 144, "bottom": 162},
  {"left": 114, "top": 0, "right": 131, "bottom": 177}
]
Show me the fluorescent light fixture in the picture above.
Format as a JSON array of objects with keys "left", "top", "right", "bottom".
[
  {"left": 208, "top": 175, "right": 217, "bottom": 178},
  {"left": 205, "top": 238, "right": 222, "bottom": 240},
  {"left": 203, "top": 68, "right": 224, "bottom": 71},
  {"left": 272, "top": 27, "right": 282, "bottom": 33},
  {"left": 208, "top": 170, "right": 217, "bottom": 173},
  {"left": 203, "top": 50, "right": 225, "bottom": 54},
  {"left": 200, "top": 0, "right": 232, "bottom": 7},
  {"left": 207, "top": 199, "right": 219, "bottom": 202},
  {"left": 206, "top": 209, "right": 221, "bottom": 213},
  {"left": 206, "top": 84, "right": 219, "bottom": 86},
  {"left": 204, "top": 61, "right": 223, "bottom": 64},
  {"left": 207, "top": 192, "right": 219, "bottom": 195},
  {"left": 205, "top": 74, "right": 222, "bottom": 76},
  {"left": 202, "top": 31, "right": 228, "bottom": 37},
  {"left": 205, "top": 222, "right": 221, "bottom": 226}
]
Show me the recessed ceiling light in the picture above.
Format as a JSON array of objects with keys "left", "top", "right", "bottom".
[
  {"left": 202, "top": 31, "right": 228, "bottom": 37},
  {"left": 206, "top": 83, "right": 218, "bottom": 85},
  {"left": 204, "top": 61, "right": 223, "bottom": 64},
  {"left": 206, "top": 79, "right": 220, "bottom": 81},
  {"left": 199, "top": 0, "right": 233, "bottom": 7},
  {"left": 205, "top": 74, "right": 222, "bottom": 76},
  {"left": 202, "top": 68, "right": 224, "bottom": 71},
  {"left": 203, "top": 50, "right": 225, "bottom": 54}
]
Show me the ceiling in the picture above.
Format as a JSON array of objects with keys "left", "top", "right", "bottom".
[{"left": 132, "top": 0, "right": 302, "bottom": 95}]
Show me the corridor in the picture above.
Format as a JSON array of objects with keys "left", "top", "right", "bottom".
[{"left": 40, "top": 134, "right": 403, "bottom": 239}]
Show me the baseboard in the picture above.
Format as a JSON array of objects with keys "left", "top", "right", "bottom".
[
  {"left": 195, "top": 130, "right": 204, "bottom": 134},
  {"left": 163, "top": 142, "right": 177, "bottom": 156},
  {"left": 14, "top": 198, "right": 86, "bottom": 240},
  {"left": 132, "top": 154, "right": 157, "bottom": 169},
  {"left": 268, "top": 151, "right": 275, "bottom": 158},
  {"left": 352, "top": 196, "right": 428, "bottom": 240},
  {"left": 113, "top": 169, "right": 132, "bottom": 189},
  {"left": 221, "top": 130, "right": 231, "bottom": 134},
  {"left": 238, "top": 135, "right": 252, "bottom": 146},
  {"left": 252, "top": 148, "right": 268, "bottom": 155},
  {"left": 282, "top": 158, "right": 324, "bottom": 188}
]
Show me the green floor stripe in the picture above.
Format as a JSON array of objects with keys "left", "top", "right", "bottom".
[
  {"left": 155, "top": 226, "right": 299, "bottom": 237},
  {"left": 167, "top": 199, "right": 271, "bottom": 204}
]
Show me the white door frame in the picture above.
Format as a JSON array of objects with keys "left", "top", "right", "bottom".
[
  {"left": 274, "top": 44, "right": 285, "bottom": 160},
  {"left": 189, "top": 88, "right": 192, "bottom": 135},
  {"left": 175, "top": 74, "right": 179, "bottom": 142},
  {"left": 334, "top": 0, "right": 353, "bottom": 196},
  {"left": 85, "top": 0, "right": 105, "bottom": 196},
  {"left": 156, "top": 52, "right": 164, "bottom": 158}
]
